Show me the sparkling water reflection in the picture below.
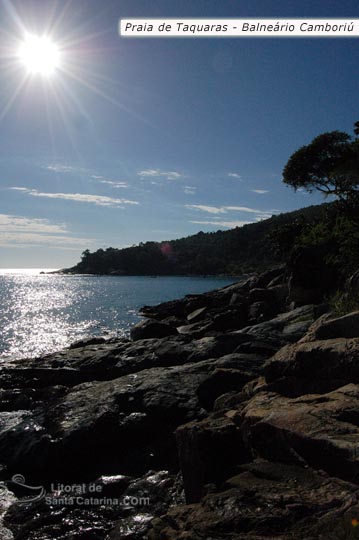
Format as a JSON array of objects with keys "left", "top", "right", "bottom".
[{"left": 0, "top": 271, "right": 236, "bottom": 360}]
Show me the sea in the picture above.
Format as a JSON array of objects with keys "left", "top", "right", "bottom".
[{"left": 0, "top": 269, "right": 237, "bottom": 361}]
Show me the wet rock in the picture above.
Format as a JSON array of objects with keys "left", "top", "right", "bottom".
[
  {"left": 0, "top": 483, "right": 16, "bottom": 540},
  {"left": 0, "top": 363, "right": 212, "bottom": 481},
  {"left": 148, "top": 460, "right": 359, "bottom": 540},
  {"left": 4, "top": 470, "right": 182, "bottom": 540}
]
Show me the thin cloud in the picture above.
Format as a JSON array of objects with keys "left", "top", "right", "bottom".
[
  {"left": 0, "top": 214, "right": 67, "bottom": 234},
  {"left": 250, "top": 189, "right": 269, "bottom": 194},
  {"left": 225, "top": 206, "right": 267, "bottom": 214},
  {"left": 185, "top": 204, "right": 227, "bottom": 215},
  {"left": 184, "top": 186, "right": 197, "bottom": 195},
  {"left": 138, "top": 168, "right": 183, "bottom": 181},
  {"left": 186, "top": 204, "right": 276, "bottom": 215},
  {"left": 11, "top": 188, "right": 139, "bottom": 208},
  {"left": 44, "top": 164, "right": 86, "bottom": 174},
  {"left": 0, "top": 232, "right": 92, "bottom": 249},
  {"left": 97, "top": 179, "right": 129, "bottom": 188},
  {"left": 227, "top": 172, "right": 242, "bottom": 179},
  {"left": 190, "top": 220, "right": 252, "bottom": 228},
  {"left": 0, "top": 213, "right": 94, "bottom": 249}
]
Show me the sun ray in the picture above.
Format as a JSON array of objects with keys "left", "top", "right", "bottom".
[
  {"left": 0, "top": 73, "right": 29, "bottom": 122},
  {"left": 2, "top": 0, "right": 27, "bottom": 35},
  {"left": 47, "top": 82, "right": 83, "bottom": 158}
]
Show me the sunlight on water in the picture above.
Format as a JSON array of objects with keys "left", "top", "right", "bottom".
[
  {"left": 0, "top": 273, "right": 236, "bottom": 361},
  {"left": 0, "top": 268, "right": 58, "bottom": 275}
]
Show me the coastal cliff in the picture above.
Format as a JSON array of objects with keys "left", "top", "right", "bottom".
[{"left": 1, "top": 263, "right": 359, "bottom": 539}]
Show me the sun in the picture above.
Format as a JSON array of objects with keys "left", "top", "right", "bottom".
[{"left": 18, "top": 34, "right": 60, "bottom": 77}]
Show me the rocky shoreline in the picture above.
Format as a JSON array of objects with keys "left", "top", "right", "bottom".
[{"left": 1, "top": 264, "right": 359, "bottom": 539}]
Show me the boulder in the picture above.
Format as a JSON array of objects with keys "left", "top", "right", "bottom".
[
  {"left": 248, "top": 287, "right": 275, "bottom": 304},
  {"left": 305, "top": 311, "right": 359, "bottom": 341},
  {"left": 175, "top": 414, "right": 247, "bottom": 503},
  {"left": 130, "top": 319, "right": 178, "bottom": 341},
  {"left": 256, "top": 265, "right": 285, "bottom": 288},
  {"left": 248, "top": 301, "right": 274, "bottom": 321},
  {"left": 196, "top": 368, "right": 255, "bottom": 410},
  {"left": 239, "top": 384, "right": 359, "bottom": 483},
  {"left": 265, "top": 336, "right": 359, "bottom": 390}
]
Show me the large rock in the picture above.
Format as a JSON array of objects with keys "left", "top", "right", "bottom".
[
  {"left": 148, "top": 460, "right": 359, "bottom": 540},
  {"left": 239, "top": 384, "right": 359, "bottom": 483},
  {"left": 0, "top": 362, "right": 213, "bottom": 481},
  {"left": 305, "top": 310, "right": 359, "bottom": 341},
  {"left": 130, "top": 319, "right": 178, "bottom": 340},
  {"left": 265, "top": 336, "right": 359, "bottom": 392},
  {"left": 175, "top": 413, "right": 248, "bottom": 503}
]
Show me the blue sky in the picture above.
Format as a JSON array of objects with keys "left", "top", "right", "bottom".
[{"left": 1, "top": 0, "right": 359, "bottom": 268}]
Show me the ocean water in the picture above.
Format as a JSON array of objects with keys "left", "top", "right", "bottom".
[{"left": 0, "top": 269, "right": 237, "bottom": 361}]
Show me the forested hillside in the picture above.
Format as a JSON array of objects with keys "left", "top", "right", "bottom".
[{"left": 66, "top": 202, "right": 336, "bottom": 276}]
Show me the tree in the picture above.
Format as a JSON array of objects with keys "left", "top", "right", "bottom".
[{"left": 282, "top": 130, "right": 358, "bottom": 201}]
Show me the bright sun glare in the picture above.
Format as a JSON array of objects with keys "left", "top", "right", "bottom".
[{"left": 18, "top": 34, "right": 60, "bottom": 77}]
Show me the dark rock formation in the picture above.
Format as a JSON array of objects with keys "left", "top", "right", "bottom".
[{"left": 2, "top": 265, "right": 359, "bottom": 539}]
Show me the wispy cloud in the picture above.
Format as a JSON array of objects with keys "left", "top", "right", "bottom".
[
  {"left": 185, "top": 204, "right": 227, "bottom": 215},
  {"left": 186, "top": 203, "right": 277, "bottom": 227},
  {"left": 190, "top": 220, "right": 252, "bottom": 228},
  {"left": 45, "top": 165, "right": 129, "bottom": 189},
  {"left": 225, "top": 206, "right": 269, "bottom": 214},
  {"left": 0, "top": 214, "right": 67, "bottom": 234},
  {"left": 92, "top": 177, "right": 129, "bottom": 189},
  {"left": 227, "top": 172, "right": 242, "bottom": 179},
  {"left": 11, "top": 188, "right": 139, "bottom": 208},
  {"left": 183, "top": 186, "right": 197, "bottom": 195},
  {"left": 44, "top": 164, "right": 86, "bottom": 174},
  {"left": 186, "top": 204, "right": 275, "bottom": 215},
  {"left": 138, "top": 168, "right": 183, "bottom": 181},
  {"left": 0, "top": 214, "right": 94, "bottom": 249},
  {"left": 250, "top": 189, "right": 269, "bottom": 194},
  {"left": 0, "top": 233, "right": 92, "bottom": 249}
]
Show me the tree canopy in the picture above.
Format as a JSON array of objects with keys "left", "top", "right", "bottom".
[{"left": 282, "top": 125, "right": 359, "bottom": 202}]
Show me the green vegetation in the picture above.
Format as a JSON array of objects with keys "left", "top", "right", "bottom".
[
  {"left": 283, "top": 122, "right": 359, "bottom": 202},
  {"left": 68, "top": 203, "right": 333, "bottom": 276}
]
